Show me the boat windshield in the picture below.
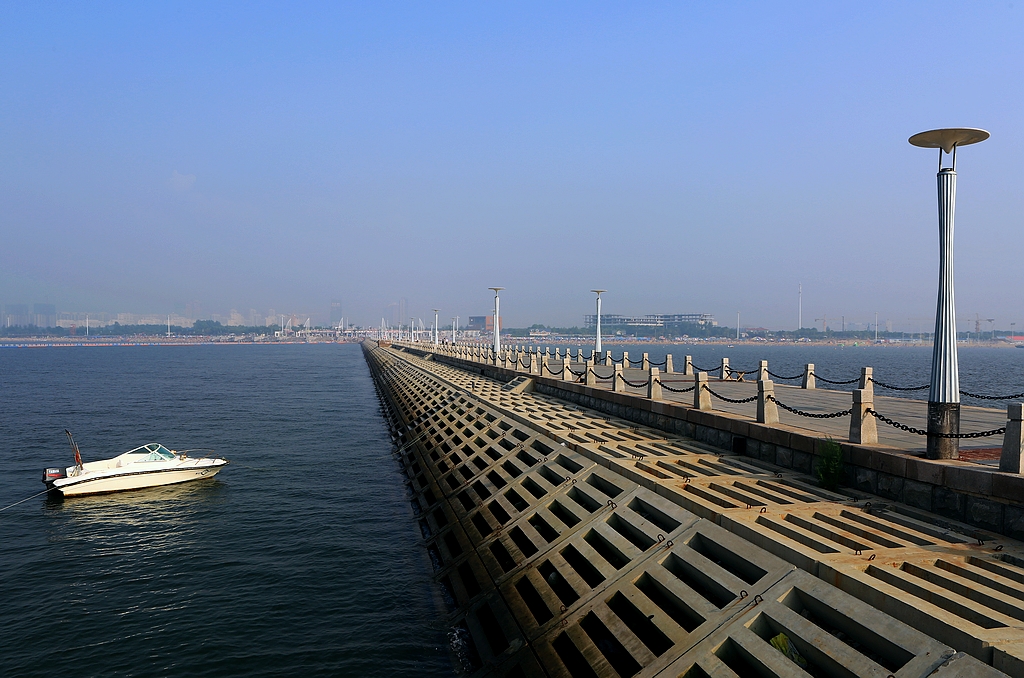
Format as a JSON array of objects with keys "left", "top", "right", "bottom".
[{"left": 123, "top": 443, "right": 176, "bottom": 462}]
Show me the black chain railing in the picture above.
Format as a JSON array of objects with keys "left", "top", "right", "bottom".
[
  {"left": 620, "top": 376, "right": 650, "bottom": 388},
  {"left": 546, "top": 366, "right": 565, "bottom": 376},
  {"left": 766, "top": 395, "right": 851, "bottom": 419},
  {"left": 627, "top": 358, "right": 645, "bottom": 366},
  {"left": 692, "top": 363, "right": 720, "bottom": 372},
  {"left": 702, "top": 385, "right": 758, "bottom": 404},
  {"left": 656, "top": 380, "right": 695, "bottom": 393},
  {"left": 648, "top": 359, "right": 667, "bottom": 366},
  {"left": 590, "top": 369, "right": 614, "bottom": 381},
  {"left": 766, "top": 370, "right": 804, "bottom": 381},
  {"left": 866, "top": 409, "right": 1006, "bottom": 438},
  {"left": 868, "top": 378, "right": 928, "bottom": 391},
  {"left": 810, "top": 372, "right": 861, "bottom": 385},
  {"left": 960, "top": 389, "right": 1024, "bottom": 400},
  {"left": 726, "top": 367, "right": 759, "bottom": 376}
]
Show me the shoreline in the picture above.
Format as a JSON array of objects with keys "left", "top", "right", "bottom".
[{"left": 0, "top": 338, "right": 357, "bottom": 348}]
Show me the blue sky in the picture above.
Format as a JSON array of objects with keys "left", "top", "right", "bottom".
[{"left": 1, "top": 2, "right": 1022, "bottom": 330}]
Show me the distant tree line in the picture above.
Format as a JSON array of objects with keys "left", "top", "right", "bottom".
[{"left": 0, "top": 320, "right": 290, "bottom": 338}]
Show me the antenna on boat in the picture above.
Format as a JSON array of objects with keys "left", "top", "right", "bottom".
[{"left": 65, "top": 429, "right": 83, "bottom": 470}]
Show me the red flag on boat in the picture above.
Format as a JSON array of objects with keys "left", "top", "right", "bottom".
[{"left": 65, "top": 429, "right": 83, "bottom": 469}]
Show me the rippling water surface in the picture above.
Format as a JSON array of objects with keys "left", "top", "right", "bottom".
[{"left": 0, "top": 343, "right": 452, "bottom": 677}]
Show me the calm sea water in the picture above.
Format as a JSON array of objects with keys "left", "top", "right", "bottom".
[
  {"left": 4, "top": 342, "right": 1023, "bottom": 677},
  {"left": 0, "top": 344, "right": 453, "bottom": 677}
]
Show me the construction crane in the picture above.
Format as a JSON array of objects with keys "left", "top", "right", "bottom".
[
  {"left": 815, "top": 314, "right": 827, "bottom": 332},
  {"left": 971, "top": 313, "right": 995, "bottom": 336}
]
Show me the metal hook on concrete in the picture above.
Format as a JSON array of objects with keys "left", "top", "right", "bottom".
[
  {"left": 657, "top": 534, "right": 665, "bottom": 543},
  {"left": 759, "top": 507, "right": 767, "bottom": 514},
  {"left": 739, "top": 590, "right": 748, "bottom": 599},
  {"left": 996, "top": 544, "right": 1004, "bottom": 551},
  {"left": 868, "top": 554, "right": 876, "bottom": 561},
  {"left": 753, "top": 594, "right": 763, "bottom": 606}
]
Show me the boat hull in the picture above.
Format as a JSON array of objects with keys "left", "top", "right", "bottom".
[{"left": 54, "top": 463, "right": 225, "bottom": 497}]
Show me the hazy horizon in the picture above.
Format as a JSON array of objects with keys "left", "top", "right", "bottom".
[{"left": 3, "top": 3, "right": 1023, "bottom": 332}]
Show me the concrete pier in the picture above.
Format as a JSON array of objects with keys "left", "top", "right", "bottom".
[{"left": 367, "top": 341, "right": 1024, "bottom": 677}]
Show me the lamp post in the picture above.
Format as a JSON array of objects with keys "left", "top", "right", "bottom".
[
  {"left": 433, "top": 309, "right": 439, "bottom": 346},
  {"left": 489, "top": 288, "right": 504, "bottom": 355},
  {"left": 909, "top": 127, "right": 989, "bottom": 459},
  {"left": 591, "top": 290, "right": 606, "bottom": 356}
]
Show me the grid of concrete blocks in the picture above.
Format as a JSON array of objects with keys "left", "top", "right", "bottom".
[{"left": 365, "top": 342, "right": 1024, "bottom": 678}]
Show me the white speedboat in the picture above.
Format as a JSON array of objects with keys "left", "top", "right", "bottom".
[{"left": 43, "top": 431, "right": 228, "bottom": 497}]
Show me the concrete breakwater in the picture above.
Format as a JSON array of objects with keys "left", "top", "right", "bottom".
[
  {"left": 410, "top": 341, "right": 1024, "bottom": 540},
  {"left": 365, "top": 341, "right": 1024, "bottom": 677}
]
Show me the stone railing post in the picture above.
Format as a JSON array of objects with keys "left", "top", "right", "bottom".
[
  {"left": 859, "top": 367, "right": 873, "bottom": 398},
  {"left": 1000, "top": 404, "right": 1024, "bottom": 473},
  {"left": 555, "top": 348, "right": 561, "bottom": 361},
  {"left": 757, "top": 380, "right": 779, "bottom": 425},
  {"left": 529, "top": 353, "right": 539, "bottom": 375},
  {"left": 540, "top": 355, "right": 551, "bottom": 377},
  {"left": 684, "top": 355, "right": 693, "bottom": 376},
  {"left": 613, "top": 364, "right": 625, "bottom": 392},
  {"left": 586, "top": 352, "right": 594, "bottom": 368},
  {"left": 849, "top": 389, "right": 878, "bottom": 444},
  {"left": 665, "top": 354, "right": 674, "bottom": 374},
  {"left": 503, "top": 351, "right": 512, "bottom": 370},
  {"left": 694, "top": 372, "right": 712, "bottom": 411},
  {"left": 642, "top": 353, "right": 650, "bottom": 370},
  {"left": 621, "top": 351, "right": 629, "bottom": 369},
  {"left": 803, "top": 364, "right": 815, "bottom": 389},
  {"left": 758, "top": 360, "right": 768, "bottom": 382},
  {"left": 563, "top": 356, "right": 575, "bottom": 381},
  {"left": 720, "top": 358, "right": 730, "bottom": 381},
  {"left": 648, "top": 367, "right": 662, "bottom": 400},
  {"left": 585, "top": 365, "right": 596, "bottom": 387}
]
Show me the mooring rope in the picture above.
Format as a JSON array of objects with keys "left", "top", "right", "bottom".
[{"left": 0, "top": 488, "right": 54, "bottom": 513}]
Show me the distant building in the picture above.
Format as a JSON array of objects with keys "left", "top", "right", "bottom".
[
  {"left": 584, "top": 313, "right": 716, "bottom": 330},
  {"left": 330, "top": 300, "right": 343, "bottom": 324},
  {"left": 468, "top": 316, "right": 502, "bottom": 332},
  {"left": 33, "top": 303, "right": 56, "bottom": 327},
  {"left": 4, "top": 303, "right": 31, "bottom": 327}
]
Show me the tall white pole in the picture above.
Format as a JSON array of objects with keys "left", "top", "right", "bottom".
[
  {"left": 433, "top": 309, "right": 439, "bottom": 346},
  {"left": 736, "top": 312, "right": 740, "bottom": 340},
  {"left": 928, "top": 163, "right": 960, "bottom": 458},
  {"left": 910, "top": 127, "right": 988, "bottom": 460},
  {"left": 591, "top": 289, "right": 605, "bottom": 356},
  {"left": 596, "top": 296, "right": 602, "bottom": 354},
  {"left": 875, "top": 312, "right": 878, "bottom": 342},
  {"left": 798, "top": 283, "right": 802, "bottom": 330},
  {"left": 489, "top": 288, "right": 503, "bottom": 354}
]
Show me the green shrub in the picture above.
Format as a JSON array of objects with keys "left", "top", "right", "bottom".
[{"left": 815, "top": 437, "right": 844, "bottom": 491}]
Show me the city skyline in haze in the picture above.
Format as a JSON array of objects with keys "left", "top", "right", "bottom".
[{"left": 2, "top": 3, "right": 1023, "bottom": 331}]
